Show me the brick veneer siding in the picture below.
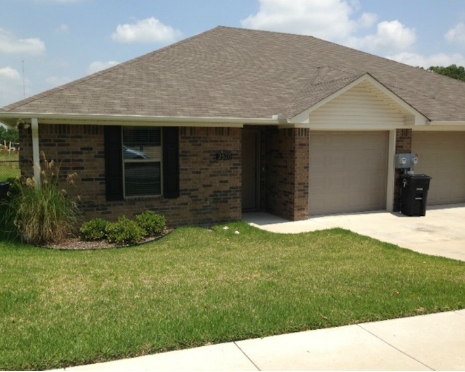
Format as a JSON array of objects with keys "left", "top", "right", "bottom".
[
  {"left": 19, "top": 124, "right": 241, "bottom": 227},
  {"left": 262, "top": 127, "right": 309, "bottom": 221},
  {"left": 393, "top": 128, "right": 412, "bottom": 211}
]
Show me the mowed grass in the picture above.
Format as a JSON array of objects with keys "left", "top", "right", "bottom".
[
  {"left": 1, "top": 222, "right": 464, "bottom": 370},
  {"left": 0, "top": 151, "right": 20, "bottom": 182}
]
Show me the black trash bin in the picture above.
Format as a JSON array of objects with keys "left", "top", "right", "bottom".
[{"left": 400, "top": 174, "right": 432, "bottom": 216}]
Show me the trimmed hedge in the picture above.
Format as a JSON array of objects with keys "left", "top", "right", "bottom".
[{"left": 79, "top": 211, "right": 166, "bottom": 245}]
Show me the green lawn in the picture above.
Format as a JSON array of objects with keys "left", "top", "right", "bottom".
[
  {"left": 0, "top": 222, "right": 464, "bottom": 370},
  {"left": 0, "top": 152, "right": 20, "bottom": 182}
]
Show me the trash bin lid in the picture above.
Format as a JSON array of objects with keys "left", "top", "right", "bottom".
[
  {"left": 401, "top": 174, "right": 431, "bottom": 179},
  {"left": 411, "top": 174, "right": 432, "bottom": 179}
]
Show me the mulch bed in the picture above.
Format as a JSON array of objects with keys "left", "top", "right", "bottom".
[{"left": 43, "top": 229, "right": 173, "bottom": 251}]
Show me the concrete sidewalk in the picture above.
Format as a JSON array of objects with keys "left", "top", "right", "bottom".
[
  {"left": 243, "top": 204, "right": 465, "bottom": 262},
  {"left": 53, "top": 310, "right": 465, "bottom": 371}
]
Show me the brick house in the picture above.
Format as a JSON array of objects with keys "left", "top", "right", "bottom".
[{"left": 1, "top": 27, "right": 465, "bottom": 226}]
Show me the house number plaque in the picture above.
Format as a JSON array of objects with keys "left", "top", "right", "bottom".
[{"left": 216, "top": 152, "right": 233, "bottom": 160}]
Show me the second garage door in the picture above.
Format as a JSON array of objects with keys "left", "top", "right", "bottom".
[
  {"left": 412, "top": 132, "right": 465, "bottom": 205},
  {"left": 309, "top": 131, "right": 388, "bottom": 216}
]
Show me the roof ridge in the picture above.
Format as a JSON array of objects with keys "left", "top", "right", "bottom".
[
  {"left": 385, "top": 82, "right": 465, "bottom": 111},
  {"left": 1, "top": 27, "right": 223, "bottom": 112},
  {"left": 282, "top": 67, "right": 362, "bottom": 118},
  {"left": 225, "top": 27, "right": 462, "bottom": 84},
  {"left": 280, "top": 68, "right": 321, "bottom": 115}
]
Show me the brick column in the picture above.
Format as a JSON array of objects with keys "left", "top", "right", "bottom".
[{"left": 264, "top": 127, "right": 309, "bottom": 221}]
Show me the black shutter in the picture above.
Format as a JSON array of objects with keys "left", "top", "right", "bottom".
[
  {"left": 104, "top": 126, "right": 123, "bottom": 201},
  {"left": 163, "top": 127, "right": 180, "bottom": 198}
]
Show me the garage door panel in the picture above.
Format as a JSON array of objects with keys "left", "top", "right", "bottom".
[
  {"left": 328, "top": 153, "right": 347, "bottom": 170},
  {"left": 413, "top": 132, "right": 465, "bottom": 205},
  {"left": 309, "top": 131, "right": 388, "bottom": 216}
]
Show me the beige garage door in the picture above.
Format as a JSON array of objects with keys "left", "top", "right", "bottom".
[
  {"left": 309, "top": 131, "right": 388, "bottom": 216},
  {"left": 412, "top": 132, "right": 465, "bottom": 205}
]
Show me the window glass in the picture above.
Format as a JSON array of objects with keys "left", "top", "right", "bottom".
[
  {"left": 122, "top": 127, "right": 162, "bottom": 197},
  {"left": 124, "top": 162, "right": 161, "bottom": 196}
]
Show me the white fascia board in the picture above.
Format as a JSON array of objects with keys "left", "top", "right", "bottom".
[
  {"left": 428, "top": 121, "right": 465, "bottom": 126},
  {"left": 412, "top": 124, "right": 465, "bottom": 132},
  {"left": 289, "top": 73, "right": 429, "bottom": 125},
  {"left": 277, "top": 123, "right": 310, "bottom": 129},
  {"left": 0, "top": 113, "right": 282, "bottom": 127},
  {"left": 405, "top": 115, "right": 429, "bottom": 126},
  {"left": 295, "top": 124, "right": 405, "bottom": 131}
]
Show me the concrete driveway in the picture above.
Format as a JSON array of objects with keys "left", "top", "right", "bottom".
[{"left": 243, "top": 204, "right": 465, "bottom": 262}]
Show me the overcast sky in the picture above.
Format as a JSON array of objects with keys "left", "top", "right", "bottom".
[{"left": 1, "top": 0, "right": 465, "bottom": 108}]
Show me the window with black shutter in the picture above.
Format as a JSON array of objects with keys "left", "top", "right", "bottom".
[{"left": 104, "top": 126, "right": 179, "bottom": 200}]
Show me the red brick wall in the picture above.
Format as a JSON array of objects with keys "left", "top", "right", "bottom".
[
  {"left": 19, "top": 124, "right": 241, "bottom": 227},
  {"left": 262, "top": 127, "right": 309, "bottom": 221},
  {"left": 393, "top": 128, "right": 412, "bottom": 211}
]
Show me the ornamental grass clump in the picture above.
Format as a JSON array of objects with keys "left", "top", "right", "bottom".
[{"left": 7, "top": 152, "right": 79, "bottom": 245}]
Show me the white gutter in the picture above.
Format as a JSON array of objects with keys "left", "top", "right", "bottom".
[{"left": 0, "top": 112, "right": 286, "bottom": 126}]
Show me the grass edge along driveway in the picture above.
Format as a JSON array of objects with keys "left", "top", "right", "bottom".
[{"left": 1, "top": 222, "right": 464, "bottom": 370}]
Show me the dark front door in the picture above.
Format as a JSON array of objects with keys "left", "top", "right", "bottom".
[{"left": 242, "top": 129, "right": 259, "bottom": 211}]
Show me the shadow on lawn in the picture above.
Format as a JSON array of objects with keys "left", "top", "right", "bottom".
[{"left": 0, "top": 202, "right": 19, "bottom": 242}]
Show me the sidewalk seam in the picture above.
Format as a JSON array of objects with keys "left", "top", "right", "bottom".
[
  {"left": 356, "top": 324, "right": 434, "bottom": 371},
  {"left": 233, "top": 342, "right": 261, "bottom": 371}
]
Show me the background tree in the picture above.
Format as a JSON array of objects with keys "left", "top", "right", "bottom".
[
  {"left": 0, "top": 126, "right": 19, "bottom": 144},
  {"left": 428, "top": 64, "right": 465, "bottom": 82}
]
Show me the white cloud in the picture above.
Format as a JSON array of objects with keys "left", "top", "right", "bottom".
[
  {"left": 241, "top": 0, "right": 419, "bottom": 56},
  {"left": 445, "top": 22, "right": 465, "bottom": 44},
  {"left": 45, "top": 76, "right": 72, "bottom": 87},
  {"left": 0, "top": 67, "right": 27, "bottom": 108},
  {"left": 111, "top": 17, "right": 182, "bottom": 44},
  {"left": 358, "top": 13, "right": 378, "bottom": 29},
  {"left": 347, "top": 20, "right": 416, "bottom": 54},
  {"left": 0, "top": 28, "right": 46, "bottom": 55},
  {"left": 241, "top": 0, "right": 376, "bottom": 41},
  {"left": 0, "top": 67, "right": 21, "bottom": 80},
  {"left": 387, "top": 52, "right": 465, "bottom": 68},
  {"left": 55, "top": 23, "right": 69, "bottom": 33},
  {"left": 87, "top": 61, "right": 119, "bottom": 75}
]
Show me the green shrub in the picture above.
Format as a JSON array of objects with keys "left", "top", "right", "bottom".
[
  {"left": 136, "top": 210, "right": 166, "bottom": 237},
  {"left": 6, "top": 153, "right": 79, "bottom": 245},
  {"left": 106, "top": 216, "right": 145, "bottom": 245},
  {"left": 80, "top": 218, "right": 109, "bottom": 241}
]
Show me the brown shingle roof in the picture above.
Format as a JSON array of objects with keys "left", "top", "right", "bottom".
[{"left": 2, "top": 26, "right": 465, "bottom": 121}]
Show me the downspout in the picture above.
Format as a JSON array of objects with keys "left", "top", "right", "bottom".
[{"left": 31, "top": 118, "right": 41, "bottom": 189}]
